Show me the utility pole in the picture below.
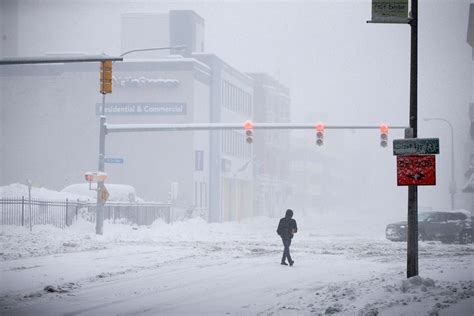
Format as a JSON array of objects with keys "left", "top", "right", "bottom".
[
  {"left": 367, "top": 0, "right": 419, "bottom": 277},
  {"left": 96, "top": 102, "right": 106, "bottom": 235},
  {"left": 96, "top": 60, "right": 112, "bottom": 235},
  {"left": 407, "top": 0, "right": 419, "bottom": 278}
]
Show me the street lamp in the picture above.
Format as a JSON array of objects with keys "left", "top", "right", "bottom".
[
  {"left": 119, "top": 45, "right": 187, "bottom": 58},
  {"left": 424, "top": 117, "right": 456, "bottom": 210},
  {"left": 95, "top": 45, "right": 186, "bottom": 234}
]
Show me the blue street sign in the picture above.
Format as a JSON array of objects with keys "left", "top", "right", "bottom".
[{"left": 105, "top": 158, "right": 124, "bottom": 164}]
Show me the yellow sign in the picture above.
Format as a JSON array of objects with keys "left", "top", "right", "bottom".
[{"left": 98, "top": 186, "right": 110, "bottom": 204}]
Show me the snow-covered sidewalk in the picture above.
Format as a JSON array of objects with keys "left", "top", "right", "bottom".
[{"left": 1, "top": 216, "right": 473, "bottom": 315}]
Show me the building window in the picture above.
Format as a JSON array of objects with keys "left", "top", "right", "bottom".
[
  {"left": 195, "top": 150, "right": 204, "bottom": 171},
  {"left": 222, "top": 80, "right": 252, "bottom": 116}
]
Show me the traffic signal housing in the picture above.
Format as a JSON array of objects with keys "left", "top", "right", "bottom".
[
  {"left": 380, "top": 124, "right": 389, "bottom": 147},
  {"left": 85, "top": 172, "right": 93, "bottom": 183},
  {"left": 244, "top": 120, "right": 253, "bottom": 144},
  {"left": 84, "top": 171, "right": 108, "bottom": 183},
  {"left": 100, "top": 60, "right": 113, "bottom": 94},
  {"left": 315, "top": 123, "right": 324, "bottom": 146}
]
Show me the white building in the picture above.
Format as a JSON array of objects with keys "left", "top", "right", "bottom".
[
  {"left": 0, "top": 9, "right": 266, "bottom": 221},
  {"left": 0, "top": 58, "right": 211, "bottom": 208}
]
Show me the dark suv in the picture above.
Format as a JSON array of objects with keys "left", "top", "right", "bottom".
[{"left": 386, "top": 211, "right": 473, "bottom": 244}]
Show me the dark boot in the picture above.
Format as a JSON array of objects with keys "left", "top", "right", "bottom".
[
  {"left": 281, "top": 261, "right": 288, "bottom": 265},
  {"left": 289, "top": 260, "right": 294, "bottom": 266}
]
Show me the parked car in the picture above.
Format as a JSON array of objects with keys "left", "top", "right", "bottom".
[
  {"left": 61, "top": 183, "right": 143, "bottom": 203},
  {"left": 386, "top": 210, "right": 473, "bottom": 244}
]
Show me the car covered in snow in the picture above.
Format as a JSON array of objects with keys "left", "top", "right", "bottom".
[
  {"left": 385, "top": 210, "right": 473, "bottom": 244},
  {"left": 61, "top": 183, "right": 143, "bottom": 203}
]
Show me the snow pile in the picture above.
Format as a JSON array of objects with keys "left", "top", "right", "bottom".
[
  {"left": 0, "top": 222, "right": 106, "bottom": 261},
  {"left": 399, "top": 275, "right": 436, "bottom": 293},
  {"left": 277, "top": 275, "right": 474, "bottom": 316},
  {"left": 0, "top": 183, "right": 91, "bottom": 201}
]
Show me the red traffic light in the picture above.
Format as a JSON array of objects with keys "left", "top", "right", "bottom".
[
  {"left": 85, "top": 174, "right": 93, "bottom": 182},
  {"left": 315, "top": 123, "right": 324, "bottom": 146},
  {"left": 244, "top": 120, "right": 253, "bottom": 131},
  {"left": 380, "top": 124, "right": 389, "bottom": 148},
  {"left": 244, "top": 120, "right": 253, "bottom": 144},
  {"left": 315, "top": 123, "right": 325, "bottom": 132}
]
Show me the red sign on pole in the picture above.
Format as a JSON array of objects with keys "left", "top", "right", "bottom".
[{"left": 397, "top": 155, "right": 436, "bottom": 186}]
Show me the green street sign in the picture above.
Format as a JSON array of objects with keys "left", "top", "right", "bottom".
[
  {"left": 393, "top": 138, "right": 440, "bottom": 156},
  {"left": 371, "top": 0, "right": 408, "bottom": 22}
]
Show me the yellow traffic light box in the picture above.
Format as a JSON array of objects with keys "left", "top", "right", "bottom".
[{"left": 100, "top": 60, "right": 113, "bottom": 94}]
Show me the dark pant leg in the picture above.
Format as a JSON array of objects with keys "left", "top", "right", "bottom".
[{"left": 282, "top": 238, "right": 292, "bottom": 263}]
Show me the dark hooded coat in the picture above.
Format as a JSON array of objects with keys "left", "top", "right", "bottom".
[{"left": 277, "top": 209, "right": 298, "bottom": 239}]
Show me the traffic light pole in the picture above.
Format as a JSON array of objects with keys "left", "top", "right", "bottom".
[
  {"left": 96, "top": 78, "right": 107, "bottom": 235},
  {"left": 105, "top": 123, "right": 408, "bottom": 133},
  {"left": 407, "top": 0, "right": 419, "bottom": 278}
]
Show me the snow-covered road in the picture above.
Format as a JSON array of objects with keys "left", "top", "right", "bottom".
[{"left": 1, "top": 215, "right": 473, "bottom": 315}]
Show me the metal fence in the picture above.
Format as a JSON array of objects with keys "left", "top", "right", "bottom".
[
  {"left": 0, "top": 197, "right": 79, "bottom": 228},
  {"left": 0, "top": 197, "right": 190, "bottom": 229},
  {"left": 86, "top": 202, "right": 189, "bottom": 225}
]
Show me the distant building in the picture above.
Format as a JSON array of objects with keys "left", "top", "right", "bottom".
[
  {"left": 121, "top": 10, "right": 205, "bottom": 59},
  {"left": 247, "top": 73, "right": 291, "bottom": 217},
  {"left": 194, "top": 53, "right": 255, "bottom": 222},
  {"left": 0, "top": 9, "right": 276, "bottom": 222},
  {"left": 0, "top": 58, "right": 212, "bottom": 212},
  {"left": 0, "top": 7, "right": 294, "bottom": 221}
]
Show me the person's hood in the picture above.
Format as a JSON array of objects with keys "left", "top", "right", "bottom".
[{"left": 285, "top": 209, "right": 293, "bottom": 218}]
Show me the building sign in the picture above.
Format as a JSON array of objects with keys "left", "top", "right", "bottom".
[
  {"left": 96, "top": 103, "right": 186, "bottom": 116},
  {"left": 397, "top": 155, "right": 436, "bottom": 186},
  {"left": 393, "top": 138, "right": 439, "bottom": 156},
  {"left": 372, "top": 0, "right": 408, "bottom": 21},
  {"left": 113, "top": 76, "right": 179, "bottom": 88}
]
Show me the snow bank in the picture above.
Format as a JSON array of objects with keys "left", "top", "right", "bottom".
[
  {"left": 0, "top": 221, "right": 105, "bottom": 261},
  {"left": 0, "top": 183, "right": 91, "bottom": 202}
]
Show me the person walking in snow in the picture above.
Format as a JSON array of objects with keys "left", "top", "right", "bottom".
[{"left": 276, "top": 209, "right": 297, "bottom": 266}]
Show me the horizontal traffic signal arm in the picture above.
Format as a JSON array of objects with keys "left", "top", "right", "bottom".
[
  {"left": 0, "top": 55, "right": 122, "bottom": 65},
  {"left": 105, "top": 122, "right": 408, "bottom": 133}
]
